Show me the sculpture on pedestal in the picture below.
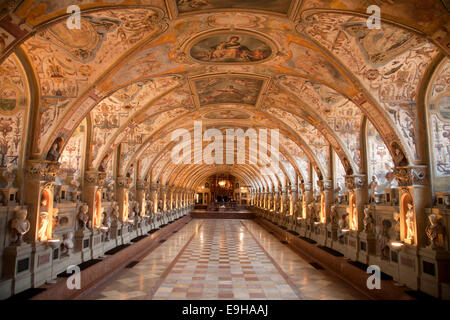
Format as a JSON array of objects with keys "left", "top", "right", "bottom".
[
  {"left": 330, "top": 205, "right": 338, "bottom": 226},
  {"left": 338, "top": 213, "right": 348, "bottom": 239},
  {"left": 77, "top": 204, "right": 89, "bottom": 230},
  {"left": 363, "top": 207, "right": 374, "bottom": 234},
  {"left": 308, "top": 202, "right": 317, "bottom": 223},
  {"left": 128, "top": 206, "right": 135, "bottom": 225},
  {"left": 405, "top": 203, "right": 415, "bottom": 242},
  {"left": 61, "top": 232, "right": 74, "bottom": 257},
  {"left": 10, "top": 208, "right": 30, "bottom": 245},
  {"left": 102, "top": 209, "right": 112, "bottom": 241},
  {"left": 111, "top": 203, "right": 120, "bottom": 226},
  {"left": 426, "top": 214, "right": 446, "bottom": 249},
  {"left": 38, "top": 198, "right": 50, "bottom": 241},
  {"left": 369, "top": 176, "right": 378, "bottom": 195},
  {"left": 106, "top": 180, "right": 115, "bottom": 201},
  {"left": 377, "top": 219, "right": 392, "bottom": 260}
]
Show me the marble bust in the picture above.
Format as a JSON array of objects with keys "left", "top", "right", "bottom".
[{"left": 10, "top": 208, "right": 30, "bottom": 245}]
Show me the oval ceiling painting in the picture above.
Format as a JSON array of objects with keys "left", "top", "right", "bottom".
[{"left": 190, "top": 34, "right": 272, "bottom": 63}]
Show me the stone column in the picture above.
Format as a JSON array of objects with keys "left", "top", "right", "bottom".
[{"left": 23, "top": 160, "right": 60, "bottom": 287}]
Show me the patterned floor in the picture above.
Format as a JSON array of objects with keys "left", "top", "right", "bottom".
[{"left": 82, "top": 219, "right": 367, "bottom": 300}]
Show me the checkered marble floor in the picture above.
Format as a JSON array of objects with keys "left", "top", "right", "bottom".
[{"left": 83, "top": 219, "right": 366, "bottom": 300}]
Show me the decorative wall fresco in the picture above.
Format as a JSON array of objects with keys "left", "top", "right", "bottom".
[
  {"left": 22, "top": 8, "right": 164, "bottom": 153},
  {"left": 15, "top": 0, "right": 167, "bottom": 26},
  {"left": 334, "top": 151, "right": 346, "bottom": 190},
  {"left": 300, "top": 12, "right": 441, "bottom": 160},
  {"left": 194, "top": 77, "right": 263, "bottom": 106},
  {"left": 267, "top": 106, "right": 329, "bottom": 178},
  {"left": 428, "top": 59, "right": 450, "bottom": 178},
  {"left": 176, "top": 0, "right": 292, "bottom": 14},
  {"left": 277, "top": 75, "right": 362, "bottom": 171},
  {"left": 367, "top": 121, "right": 395, "bottom": 187},
  {"left": 190, "top": 33, "right": 272, "bottom": 63},
  {"left": 60, "top": 120, "right": 86, "bottom": 178},
  {"left": 90, "top": 77, "right": 180, "bottom": 167},
  {"left": 0, "top": 54, "right": 29, "bottom": 171}
]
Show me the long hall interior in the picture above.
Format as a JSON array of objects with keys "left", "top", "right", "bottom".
[{"left": 0, "top": 0, "right": 449, "bottom": 301}]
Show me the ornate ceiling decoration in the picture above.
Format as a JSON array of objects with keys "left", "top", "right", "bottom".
[{"left": 0, "top": 0, "right": 448, "bottom": 191}]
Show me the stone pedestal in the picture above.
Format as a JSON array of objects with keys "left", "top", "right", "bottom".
[
  {"left": 90, "top": 229, "right": 104, "bottom": 259},
  {"left": 121, "top": 224, "right": 131, "bottom": 244},
  {"left": 2, "top": 244, "right": 33, "bottom": 295},
  {"left": 418, "top": 247, "right": 450, "bottom": 298},
  {"left": 325, "top": 223, "right": 338, "bottom": 248},
  {"left": 345, "top": 231, "right": 359, "bottom": 261},
  {"left": 357, "top": 232, "right": 376, "bottom": 265},
  {"left": 0, "top": 278, "right": 12, "bottom": 300},
  {"left": 314, "top": 222, "right": 327, "bottom": 245},
  {"left": 75, "top": 229, "right": 92, "bottom": 262},
  {"left": 395, "top": 244, "right": 419, "bottom": 290},
  {"left": 110, "top": 222, "right": 123, "bottom": 246},
  {"left": 31, "top": 242, "right": 53, "bottom": 287}
]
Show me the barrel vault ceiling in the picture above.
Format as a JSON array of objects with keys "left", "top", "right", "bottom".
[{"left": 0, "top": 0, "right": 449, "bottom": 191}]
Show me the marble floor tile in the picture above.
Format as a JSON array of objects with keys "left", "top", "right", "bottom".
[{"left": 82, "top": 219, "right": 367, "bottom": 300}]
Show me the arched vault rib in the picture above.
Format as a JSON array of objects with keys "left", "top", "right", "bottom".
[
  {"left": 123, "top": 114, "right": 324, "bottom": 182},
  {"left": 154, "top": 146, "right": 291, "bottom": 189}
]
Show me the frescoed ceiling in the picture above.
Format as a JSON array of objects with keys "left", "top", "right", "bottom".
[{"left": 0, "top": 0, "right": 449, "bottom": 192}]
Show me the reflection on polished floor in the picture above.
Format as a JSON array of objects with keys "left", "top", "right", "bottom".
[{"left": 82, "top": 219, "right": 367, "bottom": 300}]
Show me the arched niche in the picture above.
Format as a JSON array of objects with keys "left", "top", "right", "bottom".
[{"left": 348, "top": 192, "right": 357, "bottom": 231}]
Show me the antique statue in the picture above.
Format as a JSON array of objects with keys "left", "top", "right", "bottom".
[
  {"left": 377, "top": 219, "right": 392, "bottom": 260},
  {"left": 426, "top": 214, "right": 446, "bottom": 249},
  {"left": 405, "top": 203, "right": 415, "bottom": 241},
  {"left": 61, "top": 232, "right": 74, "bottom": 257},
  {"left": 330, "top": 205, "right": 338, "bottom": 226},
  {"left": 363, "top": 207, "right": 374, "bottom": 234},
  {"left": 111, "top": 203, "right": 120, "bottom": 226},
  {"left": 106, "top": 180, "right": 115, "bottom": 201},
  {"left": 369, "top": 176, "right": 378, "bottom": 195},
  {"left": 46, "top": 137, "right": 64, "bottom": 162},
  {"left": 308, "top": 203, "right": 317, "bottom": 223},
  {"left": 128, "top": 206, "right": 135, "bottom": 225},
  {"left": 10, "top": 208, "right": 30, "bottom": 245},
  {"left": 77, "top": 204, "right": 89, "bottom": 230},
  {"left": 351, "top": 206, "right": 358, "bottom": 230},
  {"left": 38, "top": 211, "right": 50, "bottom": 242},
  {"left": 338, "top": 213, "right": 348, "bottom": 238},
  {"left": 335, "top": 182, "right": 343, "bottom": 196},
  {"left": 38, "top": 198, "right": 50, "bottom": 241}
]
